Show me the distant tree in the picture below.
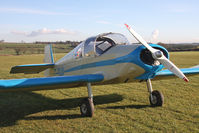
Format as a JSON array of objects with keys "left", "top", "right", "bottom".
[
  {"left": 37, "top": 49, "right": 43, "bottom": 54},
  {"left": 21, "top": 48, "right": 27, "bottom": 54},
  {"left": 157, "top": 42, "right": 168, "bottom": 49},
  {"left": 30, "top": 48, "right": 35, "bottom": 54},
  {"left": 21, "top": 40, "right": 25, "bottom": 43},
  {"left": 14, "top": 48, "right": 22, "bottom": 55}
]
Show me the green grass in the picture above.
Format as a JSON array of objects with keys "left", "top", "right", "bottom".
[{"left": 0, "top": 52, "right": 199, "bottom": 132}]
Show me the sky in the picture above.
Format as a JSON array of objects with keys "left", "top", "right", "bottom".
[{"left": 0, "top": 0, "right": 199, "bottom": 43}]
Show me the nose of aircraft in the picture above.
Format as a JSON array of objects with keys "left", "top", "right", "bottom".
[{"left": 125, "top": 24, "right": 189, "bottom": 82}]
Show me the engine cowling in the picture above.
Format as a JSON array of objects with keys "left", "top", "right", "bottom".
[{"left": 140, "top": 45, "right": 169, "bottom": 66}]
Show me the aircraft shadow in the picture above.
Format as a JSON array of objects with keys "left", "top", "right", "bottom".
[
  {"left": 105, "top": 104, "right": 150, "bottom": 109},
  {"left": 0, "top": 92, "right": 123, "bottom": 127}
]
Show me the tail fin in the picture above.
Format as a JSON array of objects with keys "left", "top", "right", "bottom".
[
  {"left": 44, "top": 44, "right": 54, "bottom": 64},
  {"left": 44, "top": 44, "right": 55, "bottom": 77},
  {"left": 10, "top": 44, "right": 55, "bottom": 75}
]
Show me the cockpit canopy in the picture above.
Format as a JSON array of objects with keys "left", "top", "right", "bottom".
[{"left": 74, "top": 33, "right": 130, "bottom": 57}]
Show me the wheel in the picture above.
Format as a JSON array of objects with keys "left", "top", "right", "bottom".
[
  {"left": 80, "top": 98, "right": 94, "bottom": 117},
  {"left": 149, "top": 90, "right": 164, "bottom": 107}
]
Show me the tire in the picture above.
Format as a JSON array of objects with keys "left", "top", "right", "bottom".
[
  {"left": 80, "top": 98, "right": 94, "bottom": 117},
  {"left": 149, "top": 90, "right": 164, "bottom": 107}
]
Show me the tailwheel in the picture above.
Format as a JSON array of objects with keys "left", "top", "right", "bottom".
[
  {"left": 80, "top": 98, "right": 94, "bottom": 117},
  {"left": 149, "top": 90, "right": 164, "bottom": 107}
]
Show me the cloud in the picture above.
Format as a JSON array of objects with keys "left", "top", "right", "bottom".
[
  {"left": 11, "top": 30, "right": 27, "bottom": 35},
  {"left": 150, "top": 29, "right": 159, "bottom": 42},
  {"left": 11, "top": 28, "right": 76, "bottom": 37},
  {"left": 0, "top": 7, "right": 71, "bottom": 15}
]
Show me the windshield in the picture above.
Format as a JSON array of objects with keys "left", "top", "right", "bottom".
[
  {"left": 98, "top": 33, "right": 129, "bottom": 45},
  {"left": 83, "top": 37, "right": 96, "bottom": 57},
  {"left": 75, "top": 33, "right": 130, "bottom": 57}
]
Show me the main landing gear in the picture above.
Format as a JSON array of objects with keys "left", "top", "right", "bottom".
[
  {"left": 79, "top": 80, "right": 164, "bottom": 117},
  {"left": 146, "top": 79, "right": 164, "bottom": 107},
  {"left": 80, "top": 83, "right": 94, "bottom": 117}
]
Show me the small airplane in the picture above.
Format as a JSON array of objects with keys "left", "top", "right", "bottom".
[{"left": 0, "top": 24, "right": 199, "bottom": 117}]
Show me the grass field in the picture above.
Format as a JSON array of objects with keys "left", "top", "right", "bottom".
[{"left": 0, "top": 52, "right": 198, "bottom": 132}]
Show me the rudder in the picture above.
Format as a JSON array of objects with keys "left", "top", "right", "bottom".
[
  {"left": 44, "top": 44, "right": 54, "bottom": 64},
  {"left": 44, "top": 44, "right": 54, "bottom": 77}
]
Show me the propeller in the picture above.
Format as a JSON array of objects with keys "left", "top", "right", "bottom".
[{"left": 124, "top": 24, "right": 189, "bottom": 82}]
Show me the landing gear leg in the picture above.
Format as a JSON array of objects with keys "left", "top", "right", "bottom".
[
  {"left": 80, "top": 83, "right": 94, "bottom": 117},
  {"left": 146, "top": 79, "right": 164, "bottom": 107}
]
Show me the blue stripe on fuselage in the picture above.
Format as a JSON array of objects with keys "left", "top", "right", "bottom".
[
  {"left": 64, "top": 55, "right": 131, "bottom": 73},
  {"left": 62, "top": 44, "right": 168, "bottom": 80}
]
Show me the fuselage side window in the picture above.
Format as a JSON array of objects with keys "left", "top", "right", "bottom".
[{"left": 74, "top": 42, "right": 84, "bottom": 58}]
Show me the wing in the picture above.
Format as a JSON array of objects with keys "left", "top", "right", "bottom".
[
  {"left": 10, "top": 63, "right": 55, "bottom": 74},
  {"left": 154, "top": 66, "right": 199, "bottom": 80},
  {"left": 0, "top": 74, "right": 104, "bottom": 92}
]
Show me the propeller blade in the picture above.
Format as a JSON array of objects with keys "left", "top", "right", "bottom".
[
  {"left": 124, "top": 24, "right": 156, "bottom": 53},
  {"left": 157, "top": 56, "right": 189, "bottom": 82},
  {"left": 124, "top": 23, "right": 189, "bottom": 82}
]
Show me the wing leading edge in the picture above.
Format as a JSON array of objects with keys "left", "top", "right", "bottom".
[
  {"left": 154, "top": 67, "right": 199, "bottom": 80},
  {"left": 0, "top": 74, "right": 104, "bottom": 92}
]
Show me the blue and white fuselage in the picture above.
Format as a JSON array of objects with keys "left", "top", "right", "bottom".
[{"left": 53, "top": 33, "right": 168, "bottom": 85}]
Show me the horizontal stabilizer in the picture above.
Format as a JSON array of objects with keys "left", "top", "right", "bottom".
[
  {"left": 0, "top": 74, "right": 104, "bottom": 92},
  {"left": 10, "top": 63, "right": 55, "bottom": 74}
]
